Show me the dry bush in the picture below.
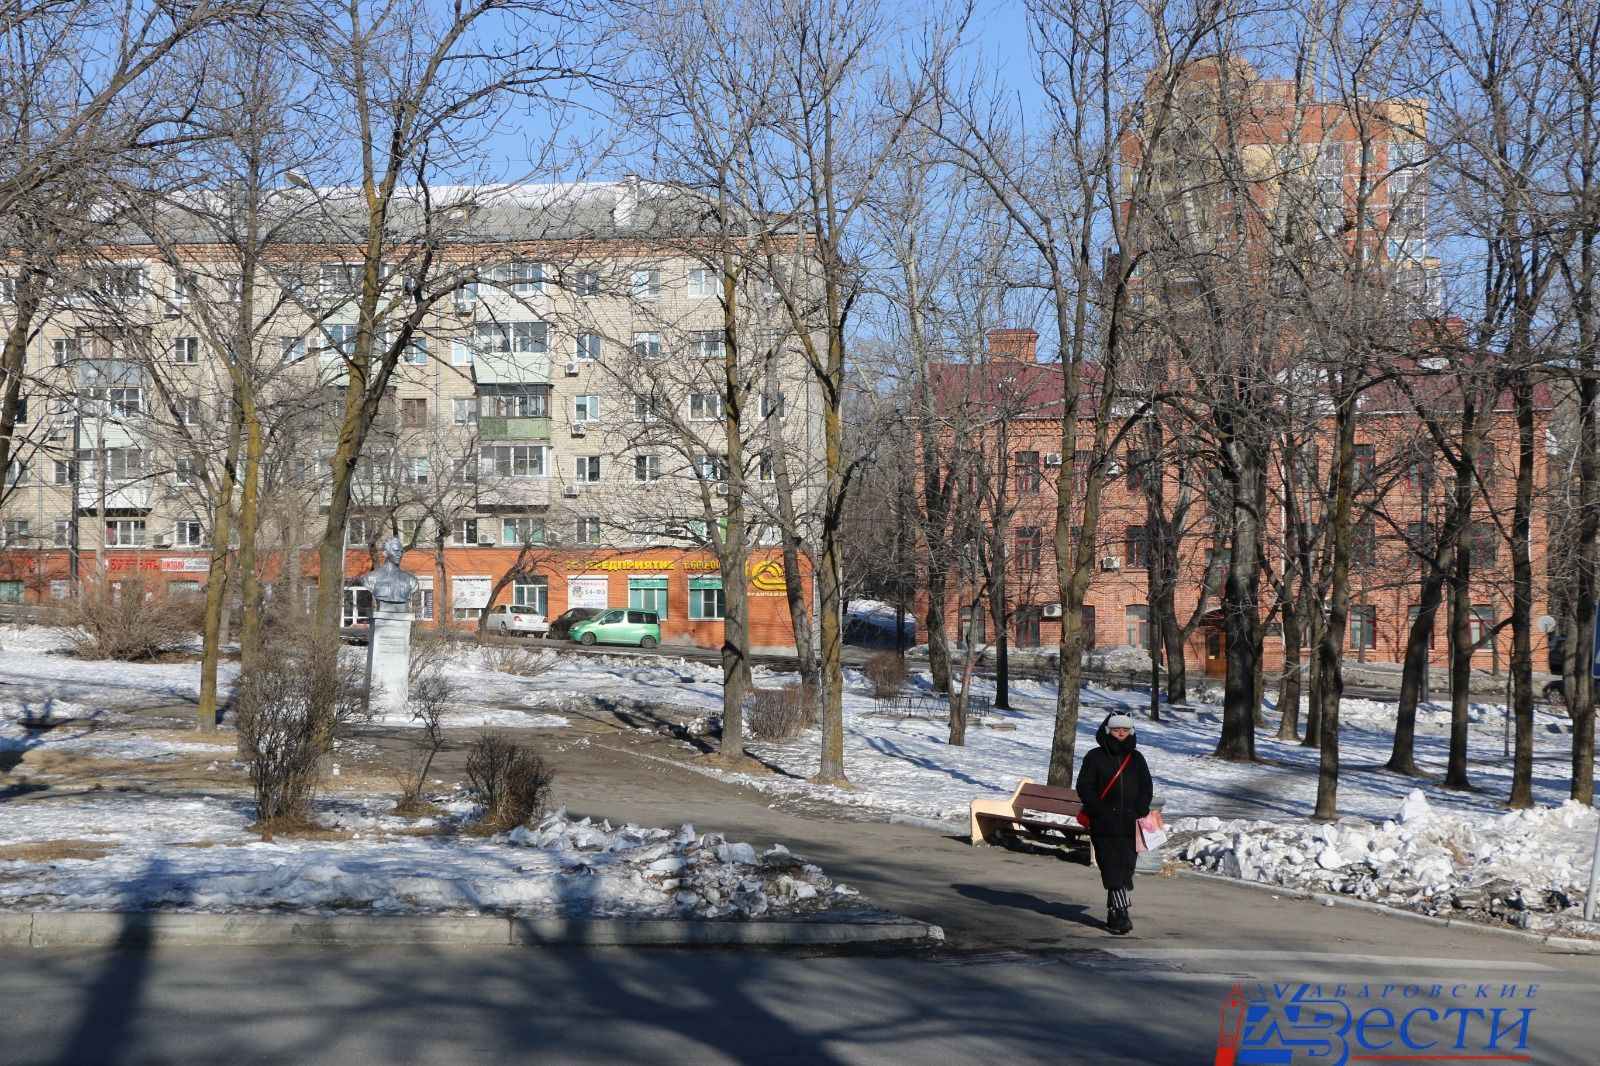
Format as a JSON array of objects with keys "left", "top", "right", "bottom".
[
  {"left": 235, "top": 628, "right": 369, "bottom": 833},
  {"left": 863, "top": 652, "right": 910, "bottom": 699},
  {"left": 408, "top": 624, "right": 461, "bottom": 683},
  {"left": 464, "top": 733, "right": 554, "bottom": 833},
  {"left": 66, "top": 579, "right": 202, "bottom": 661},
  {"left": 744, "top": 684, "right": 817, "bottom": 741},
  {"left": 479, "top": 642, "right": 556, "bottom": 677},
  {"left": 394, "top": 669, "right": 455, "bottom": 816}
]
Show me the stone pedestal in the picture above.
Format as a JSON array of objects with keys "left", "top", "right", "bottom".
[{"left": 366, "top": 609, "right": 414, "bottom": 715}]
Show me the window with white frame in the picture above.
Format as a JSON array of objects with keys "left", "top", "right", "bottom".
[
  {"left": 475, "top": 320, "right": 548, "bottom": 355},
  {"left": 222, "top": 274, "right": 243, "bottom": 301},
  {"left": 634, "top": 394, "right": 663, "bottom": 422},
  {"left": 52, "top": 337, "right": 77, "bottom": 365},
  {"left": 400, "top": 518, "right": 426, "bottom": 544},
  {"left": 760, "top": 392, "right": 787, "bottom": 420},
  {"left": 53, "top": 521, "right": 71, "bottom": 548},
  {"left": 478, "top": 385, "right": 547, "bottom": 418},
  {"left": 479, "top": 444, "right": 547, "bottom": 478},
  {"left": 94, "top": 266, "right": 144, "bottom": 300},
  {"left": 322, "top": 324, "right": 357, "bottom": 359},
  {"left": 452, "top": 397, "right": 478, "bottom": 424},
  {"left": 689, "top": 393, "right": 723, "bottom": 421},
  {"left": 81, "top": 386, "right": 143, "bottom": 418},
  {"left": 575, "top": 516, "right": 601, "bottom": 544},
  {"left": 451, "top": 339, "right": 474, "bottom": 366},
  {"left": 105, "top": 519, "right": 146, "bottom": 547},
  {"left": 320, "top": 264, "right": 360, "bottom": 299},
  {"left": 574, "top": 455, "right": 601, "bottom": 483},
  {"left": 175, "top": 519, "right": 205, "bottom": 547},
  {"left": 3, "top": 460, "right": 25, "bottom": 487},
  {"left": 574, "top": 333, "right": 602, "bottom": 361},
  {"left": 403, "top": 457, "right": 429, "bottom": 485},
  {"left": 689, "top": 329, "right": 724, "bottom": 359},
  {"left": 451, "top": 518, "right": 480, "bottom": 545},
  {"left": 629, "top": 575, "right": 668, "bottom": 616},
  {"left": 695, "top": 452, "right": 727, "bottom": 481},
  {"left": 53, "top": 460, "right": 76, "bottom": 485},
  {"left": 174, "top": 397, "right": 201, "bottom": 426},
  {"left": 171, "top": 272, "right": 198, "bottom": 303},
  {"left": 573, "top": 395, "right": 600, "bottom": 422},
  {"left": 402, "top": 336, "right": 428, "bottom": 365},
  {"left": 172, "top": 337, "right": 199, "bottom": 364},
  {"left": 751, "top": 523, "right": 781, "bottom": 546},
  {"left": 631, "top": 269, "right": 660, "bottom": 299},
  {"left": 450, "top": 457, "right": 478, "bottom": 484},
  {"left": 634, "top": 454, "right": 660, "bottom": 482},
  {"left": 512, "top": 577, "right": 548, "bottom": 614},
  {"left": 574, "top": 269, "right": 599, "bottom": 297},
  {"left": 346, "top": 517, "right": 376, "bottom": 546},
  {"left": 86, "top": 447, "right": 144, "bottom": 481},
  {"left": 501, "top": 516, "right": 546, "bottom": 545},
  {"left": 687, "top": 268, "right": 715, "bottom": 298},
  {"left": 2, "top": 519, "right": 29, "bottom": 547},
  {"left": 688, "top": 575, "right": 725, "bottom": 621},
  {"left": 281, "top": 336, "right": 307, "bottom": 363},
  {"left": 632, "top": 332, "right": 661, "bottom": 359},
  {"left": 489, "top": 261, "right": 543, "bottom": 295},
  {"left": 173, "top": 457, "right": 198, "bottom": 486},
  {"left": 757, "top": 452, "right": 776, "bottom": 482}
]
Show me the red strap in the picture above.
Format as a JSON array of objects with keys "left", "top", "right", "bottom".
[{"left": 1099, "top": 753, "right": 1132, "bottom": 799}]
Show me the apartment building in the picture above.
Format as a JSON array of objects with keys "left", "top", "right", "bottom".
[{"left": 0, "top": 181, "right": 820, "bottom": 652}]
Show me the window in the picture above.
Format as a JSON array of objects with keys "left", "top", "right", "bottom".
[
  {"left": 400, "top": 518, "right": 426, "bottom": 544},
  {"left": 175, "top": 519, "right": 205, "bottom": 547},
  {"left": 322, "top": 324, "right": 358, "bottom": 359},
  {"left": 402, "top": 398, "right": 427, "bottom": 428},
  {"left": 453, "top": 280, "right": 478, "bottom": 311},
  {"left": 1352, "top": 519, "right": 1376, "bottom": 568},
  {"left": 93, "top": 447, "right": 144, "bottom": 481},
  {"left": 574, "top": 270, "right": 600, "bottom": 297},
  {"left": 1125, "top": 525, "right": 1149, "bottom": 569},
  {"left": 1014, "top": 607, "right": 1042, "bottom": 649},
  {"left": 574, "top": 455, "right": 601, "bottom": 483},
  {"left": 451, "top": 518, "right": 479, "bottom": 546},
  {"left": 53, "top": 521, "right": 71, "bottom": 548},
  {"left": 501, "top": 516, "right": 546, "bottom": 545},
  {"left": 630, "top": 575, "right": 668, "bottom": 617},
  {"left": 1, "top": 519, "right": 29, "bottom": 547},
  {"left": 52, "top": 337, "right": 77, "bottom": 365},
  {"left": 12, "top": 396, "right": 23, "bottom": 425},
  {"left": 282, "top": 337, "right": 307, "bottom": 364},
  {"left": 452, "top": 398, "right": 479, "bottom": 425},
  {"left": 81, "top": 386, "right": 143, "bottom": 418},
  {"left": 489, "top": 261, "right": 543, "bottom": 295},
  {"left": 320, "top": 263, "right": 360, "bottom": 300},
  {"left": 1072, "top": 450, "right": 1092, "bottom": 495},
  {"left": 478, "top": 445, "right": 547, "bottom": 478},
  {"left": 512, "top": 578, "right": 548, "bottom": 614},
  {"left": 689, "top": 393, "right": 724, "bottom": 421},
  {"left": 403, "top": 457, "right": 430, "bottom": 485},
  {"left": 573, "top": 395, "right": 601, "bottom": 423},
  {"left": 1353, "top": 443, "right": 1376, "bottom": 489},
  {"left": 957, "top": 606, "right": 986, "bottom": 644},
  {"left": 402, "top": 337, "right": 428, "bottom": 365},
  {"left": 1081, "top": 605, "right": 1096, "bottom": 649},
  {"left": 695, "top": 452, "right": 728, "bottom": 481},
  {"left": 176, "top": 397, "right": 202, "bottom": 426},
  {"left": 687, "top": 268, "right": 715, "bottom": 298},
  {"left": 172, "top": 337, "right": 199, "bottom": 364},
  {"left": 1469, "top": 605, "right": 1495, "bottom": 649},
  {"left": 3, "top": 460, "right": 25, "bottom": 487},
  {"left": 634, "top": 395, "right": 663, "bottom": 422},
  {"left": 632, "top": 332, "right": 661, "bottom": 359},
  {"left": 633, "top": 454, "right": 661, "bottom": 482},
  {"left": 1014, "top": 451, "right": 1041, "bottom": 494},
  {"left": 478, "top": 385, "right": 547, "bottom": 418},
  {"left": 1469, "top": 523, "right": 1498, "bottom": 566},
  {"left": 1406, "top": 461, "right": 1433, "bottom": 490},
  {"left": 1014, "top": 527, "right": 1042, "bottom": 572},
  {"left": 1205, "top": 547, "right": 1229, "bottom": 593},
  {"left": 1125, "top": 604, "right": 1150, "bottom": 649},
  {"left": 576, "top": 516, "right": 601, "bottom": 545},
  {"left": 54, "top": 460, "right": 76, "bottom": 485},
  {"left": 410, "top": 583, "right": 434, "bottom": 621},
  {"left": 93, "top": 266, "right": 144, "bottom": 300},
  {"left": 688, "top": 576, "right": 724, "bottom": 620},
  {"left": 475, "top": 320, "right": 548, "bottom": 356},
  {"left": 689, "top": 329, "right": 725, "bottom": 359},
  {"left": 171, "top": 272, "right": 198, "bottom": 303},
  {"left": 631, "top": 269, "right": 660, "bottom": 299},
  {"left": 757, "top": 452, "right": 775, "bottom": 482},
  {"left": 1406, "top": 605, "right": 1437, "bottom": 649},
  {"left": 760, "top": 393, "right": 787, "bottom": 420},
  {"left": 0, "top": 581, "right": 21, "bottom": 605},
  {"left": 575, "top": 333, "right": 602, "bottom": 362},
  {"left": 451, "top": 339, "right": 474, "bottom": 366},
  {"left": 105, "top": 519, "right": 146, "bottom": 548},
  {"left": 1474, "top": 443, "right": 1495, "bottom": 484},
  {"left": 1350, "top": 605, "right": 1377, "bottom": 650},
  {"left": 1126, "top": 450, "right": 1151, "bottom": 493}
]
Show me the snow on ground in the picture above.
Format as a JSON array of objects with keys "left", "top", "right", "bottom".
[{"left": 2, "top": 623, "right": 1596, "bottom": 931}]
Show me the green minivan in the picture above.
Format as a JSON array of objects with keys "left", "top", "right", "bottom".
[{"left": 569, "top": 608, "right": 661, "bottom": 648}]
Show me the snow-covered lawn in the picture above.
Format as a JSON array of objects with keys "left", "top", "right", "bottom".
[{"left": 2, "top": 624, "right": 1596, "bottom": 934}]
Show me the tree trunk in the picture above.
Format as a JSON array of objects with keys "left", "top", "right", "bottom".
[
  {"left": 1508, "top": 370, "right": 1536, "bottom": 807},
  {"left": 1390, "top": 570, "right": 1446, "bottom": 775},
  {"left": 1445, "top": 437, "right": 1478, "bottom": 790},
  {"left": 199, "top": 410, "right": 242, "bottom": 733},
  {"left": 1216, "top": 436, "right": 1262, "bottom": 762},
  {"left": 1312, "top": 387, "right": 1358, "bottom": 821},
  {"left": 1277, "top": 604, "right": 1302, "bottom": 741}
]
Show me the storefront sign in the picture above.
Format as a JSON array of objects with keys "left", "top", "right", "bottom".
[
  {"left": 452, "top": 575, "right": 492, "bottom": 609},
  {"left": 565, "top": 558, "right": 675, "bottom": 572},
  {"left": 749, "top": 559, "right": 787, "bottom": 593},
  {"left": 567, "top": 576, "right": 609, "bottom": 608},
  {"left": 160, "top": 558, "right": 211, "bottom": 573}
]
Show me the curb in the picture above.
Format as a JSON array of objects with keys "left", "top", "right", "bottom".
[
  {"left": 0, "top": 910, "right": 942, "bottom": 950},
  {"left": 1175, "top": 868, "right": 1600, "bottom": 954}
]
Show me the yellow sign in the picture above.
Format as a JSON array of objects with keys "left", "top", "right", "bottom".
[
  {"left": 565, "top": 558, "right": 675, "bottom": 572},
  {"left": 749, "top": 559, "right": 787, "bottom": 593}
]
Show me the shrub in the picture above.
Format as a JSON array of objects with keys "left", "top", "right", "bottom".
[
  {"left": 863, "top": 651, "right": 910, "bottom": 700},
  {"left": 479, "top": 642, "right": 556, "bottom": 677},
  {"left": 407, "top": 624, "right": 461, "bottom": 683},
  {"left": 67, "top": 579, "right": 202, "bottom": 661},
  {"left": 464, "top": 733, "right": 554, "bottom": 833},
  {"left": 394, "top": 668, "right": 456, "bottom": 816},
  {"left": 235, "top": 629, "right": 368, "bottom": 833},
  {"left": 744, "top": 684, "right": 817, "bottom": 741}
]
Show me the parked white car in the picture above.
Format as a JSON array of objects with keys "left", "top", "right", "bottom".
[{"left": 483, "top": 603, "right": 548, "bottom": 637}]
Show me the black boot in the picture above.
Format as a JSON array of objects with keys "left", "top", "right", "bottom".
[{"left": 1107, "top": 907, "right": 1132, "bottom": 935}]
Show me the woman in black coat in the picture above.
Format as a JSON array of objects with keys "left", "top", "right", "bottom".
[{"left": 1075, "top": 712, "right": 1153, "bottom": 935}]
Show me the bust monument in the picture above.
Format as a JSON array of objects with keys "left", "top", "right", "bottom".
[{"left": 362, "top": 537, "right": 418, "bottom": 715}]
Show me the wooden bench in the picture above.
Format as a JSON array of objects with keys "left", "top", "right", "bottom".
[{"left": 969, "top": 778, "right": 1093, "bottom": 860}]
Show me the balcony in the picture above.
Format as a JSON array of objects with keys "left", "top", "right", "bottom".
[
  {"left": 78, "top": 481, "right": 151, "bottom": 513},
  {"left": 479, "top": 416, "right": 551, "bottom": 441},
  {"left": 477, "top": 476, "right": 550, "bottom": 509}
]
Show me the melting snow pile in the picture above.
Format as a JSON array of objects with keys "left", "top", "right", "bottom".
[{"left": 1172, "top": 789, "right": 1600, "bottom": 934}]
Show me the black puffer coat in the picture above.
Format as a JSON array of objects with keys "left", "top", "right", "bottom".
[{"left": 1075, "top": 714, "right": 1153, "bottom": 839}]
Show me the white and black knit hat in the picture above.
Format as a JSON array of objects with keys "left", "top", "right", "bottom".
[{"left": 1105, "top": 714, "right": 1137, "bottom": 730}]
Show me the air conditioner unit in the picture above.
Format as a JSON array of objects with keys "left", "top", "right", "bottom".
[
  {"left": 561, "top": 485, "right": 580, "bottom": 498},
  {"left": 564, "top": 361, "right": 580, "bottom": 376},
  {"left": 1041, "top": 602, "right": 1063, "bottom": 619},
  {"left": 1044, "top": 452, "right": 1063, "bottom": 467},
  {"left": 452, "top": 303, "right": 474, "bottom": 317},
  {"left": 1105, "top": 460, "right": 1121, "bottom": 476},
  {"left": 476, "top": 534, "right": 496, "bottom": 546},
  {"left": 715, "top": 483, "right": 730, "bottom": 496},
  {"left": 570, "top": 424, "right": 587, "bottom": 437},
  {"left": 153, "top": 534, "right": 173, "bottom": 548},
  {"left": 1100, "top": 556, "right": 1122, "bottom": 571}
]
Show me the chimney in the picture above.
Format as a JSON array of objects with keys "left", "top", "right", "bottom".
[{"left": 987, "top": 327, "right": 1038, "bottom": 364}]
